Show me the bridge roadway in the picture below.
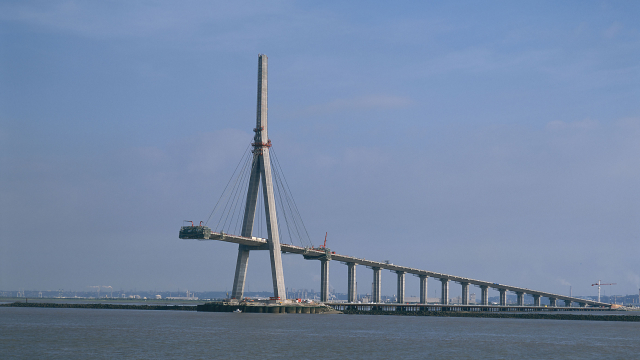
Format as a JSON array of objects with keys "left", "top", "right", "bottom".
[{"left": 190, "top": 231, "right": 611, "bottom": 308}]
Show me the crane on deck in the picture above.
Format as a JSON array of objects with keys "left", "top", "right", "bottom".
[{"left": 591, "top": 280, "right": 616, "bottom": 303}]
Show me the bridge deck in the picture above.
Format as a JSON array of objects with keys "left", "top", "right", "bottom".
[{"left": 192, "top": 231, "right": 610, "bottom": 307}]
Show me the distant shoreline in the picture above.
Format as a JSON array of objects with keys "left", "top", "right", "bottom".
[
  {"left": 340, "top": 309, "right": 640, "bottom": 321},
  {"left": 0, "top": 302, "right": 196, "bottom": 311}
]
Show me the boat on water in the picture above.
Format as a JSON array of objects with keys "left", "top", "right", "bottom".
[{"left": 233, "top": 309, "right": 242, "bottom": 313}]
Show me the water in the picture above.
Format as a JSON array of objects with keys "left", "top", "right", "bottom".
[{"left": 1, "top": 307, "right": 639, "bottom": 359}]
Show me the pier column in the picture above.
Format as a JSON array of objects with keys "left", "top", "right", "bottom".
[
  {"left": 372, "top": 267, "right": 381, "bottom": 303},
  {"left": 480, "top": 285, "right": 489, "bottom": 305},
  {"left": 548, "top": 297, "right": 557, "bottom": 307},
  {"left": 419, "top": 275, "right": 428, "bottom": 304},
  {"left": 440, "top": 278, "right": 449, "bottom": 305},
  {"left": 516, "top": 292, "right": 524, "bottom": 306},
  {"left": 499, "top": 289, "right": 507, "bottom": 306},
  {"left": 533, "top": 294, "right": 541, "bottom": 307},
  {"left": 320, "top": 259, "right": 329, "bottom": 302},
  {"left": 347, "top": 262, "right": 356, "bottom": 303},
  {"left": 461, "top": 282, "right": 469, "bottom": 305},
  {"left": 564, "top": 300, "right": 572, "bottom": 307},
  {"left": 396, "top": 271, "right": 405, "bottom": 303},
  {"left": 579, "top": 302, "right": 587, "bottom": 307}
]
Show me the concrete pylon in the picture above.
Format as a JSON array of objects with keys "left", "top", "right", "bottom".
[{"left": 231, "top": 54, "right": 286, "bottom": 300}]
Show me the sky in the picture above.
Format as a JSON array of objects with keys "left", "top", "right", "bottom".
[{"left": 1, "top": 1, "right": 639, "bottom": 299}]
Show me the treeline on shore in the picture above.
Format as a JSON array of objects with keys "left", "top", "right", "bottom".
[{"left": 340, "top": 309, "right": 640, "bottom": 321}]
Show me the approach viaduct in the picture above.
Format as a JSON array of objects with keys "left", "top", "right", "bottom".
[{"left": 185, "top": 231, "right": 611, "bottom": 308}]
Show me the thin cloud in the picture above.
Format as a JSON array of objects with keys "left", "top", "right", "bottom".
[
  {"left": 301, "top": 95, "right": 412, "bottom": 116},
  {"left": 546, "top": 119, "right": 598, "bottom": 131}
]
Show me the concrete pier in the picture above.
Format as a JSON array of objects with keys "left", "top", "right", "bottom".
[
  {"left": 440, "top": 278, "right": 449, "bottom": 305},
  {"left": 347, "top": 263, "right": 356, "bottom": 303},
  {"left": 461, "top": 282, "right": 469, "bottom": 305},
  {"left": 480, "top": 285, "right": 489, "bottom": 305},
  {"left": 396, "top": 271, "right": 405, "bottom": 303},
  {"left": 533, "top": 294, "right": 541, "bottom": 307},
  {"left": 419, "top": 275, "right": 428, "bottom": 304},
  {"left": 320, "top": 259, "right": 329, "bottom": 302},
  {"left": 549, "top": 297, "right": 557, "bottom": 307},
  {"left": 499, "top": 289, "right": 507, "bottom": 306},
  {"left": 516, "top": 292, "right": 524, "bottom": 306},
  {"left": 564, "top": 299, "right": 572, "bottom": 307},
  {"left": 372, "top": 267, "right": 381, "bottom": 303}
]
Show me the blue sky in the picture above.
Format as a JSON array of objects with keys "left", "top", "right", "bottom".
[{"left": 1, "top": 1, "right": 639, "bottom": 299}]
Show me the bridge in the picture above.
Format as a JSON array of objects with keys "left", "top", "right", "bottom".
[
  {"left": 180, "top": 54, "right": 611, "bottom": 310},
  {"left": 182, "top": 230, "right": 610, "bottom": 308}
]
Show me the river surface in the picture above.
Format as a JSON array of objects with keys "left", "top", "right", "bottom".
[{"left": 1, "top": 307, "right": 639, "bottom": 359}]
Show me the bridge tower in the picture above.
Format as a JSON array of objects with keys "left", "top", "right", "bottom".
[{"left": 231, "top": 54, "right": 286, "bottom": 300}]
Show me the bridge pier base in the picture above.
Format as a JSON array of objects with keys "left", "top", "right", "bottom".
[
  {"left": 548, "top": 297, "right": 557, "bottom": 307},
  {"left": 564, "top": 300, "right": 572, "bottom": 307},
  {"left": 516, "top": 292, "right": 524, "bottom": 306},
  {"left": 347, "top": 263, "right": 356, "bottom": 303},
  {"left": 499, "top": 289, "right": 507, "bottom": 306}
]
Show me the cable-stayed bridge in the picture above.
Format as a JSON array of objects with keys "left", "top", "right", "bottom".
[{"left": 180, "top": 54, "right": 611, "bottom": 310}]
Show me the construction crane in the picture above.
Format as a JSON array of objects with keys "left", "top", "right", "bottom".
[
  {"left": 591, "top": 280, "right": 616, "bottom": 302},
  {"left": 318, "top": 232, "right": 328, "bottom": 249}
]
